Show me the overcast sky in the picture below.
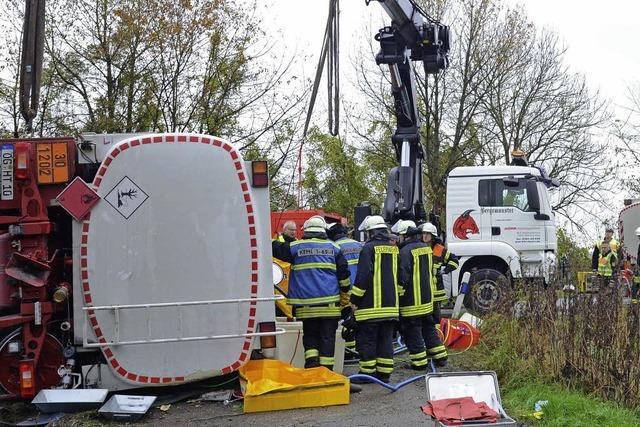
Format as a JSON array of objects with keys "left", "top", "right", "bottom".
[{"left": 262, "top": 0, "right": 640, "bottom": 112}]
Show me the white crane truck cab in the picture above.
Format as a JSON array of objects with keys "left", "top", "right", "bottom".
[{"left": 444, "top": 165, "right": 557, "bottom": 312}]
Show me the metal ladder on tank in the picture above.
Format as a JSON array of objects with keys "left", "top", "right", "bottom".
[{"left": 81, "top": 295, "right": 286, "bottom": 347}]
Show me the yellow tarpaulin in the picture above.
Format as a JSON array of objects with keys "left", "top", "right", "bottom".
[
  {"left": 273, "top": 258, "right": 293, "bottom": 319},
  {"left": 239, "top": 359, "right": 349, "bottom": 413}
]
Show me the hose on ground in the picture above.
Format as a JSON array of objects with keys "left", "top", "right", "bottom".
[{"left": 347, "top": 360, "right": 436, "bottom": 392}]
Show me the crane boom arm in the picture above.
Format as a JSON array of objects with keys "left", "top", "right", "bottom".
[{"left": 366, "top": 0, "right": 450, "bottom": 224}]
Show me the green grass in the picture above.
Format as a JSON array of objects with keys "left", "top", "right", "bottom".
[{"left": 501, "top": 382, "right": 640, "bottom": 427}]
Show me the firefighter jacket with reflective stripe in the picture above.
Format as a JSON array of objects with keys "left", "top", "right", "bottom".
[
  {"left": 272, "top": 233, "right": 351, "bottom": 310},
  {"left": 335, "top": 236, "right": 362, "bottom": 287},
  {"left": 398, "top": 238, "right": 434, "bottom": 317},
  {"left": 432, "top": 243, "right": 459, "bottom": 302},
  {"left": 598, "top": 251, "right": 616, "bottom": 277},
  {"left": 350, "top": 231, "right": 399, "bottom": 322}
]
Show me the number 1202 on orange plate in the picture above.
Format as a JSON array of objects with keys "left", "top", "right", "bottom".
[{"left": 36, "top": 142, "right": 69, "bottom": 184}]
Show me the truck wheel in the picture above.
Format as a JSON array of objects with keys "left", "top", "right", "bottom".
[{"left": 463, "top": 268, "right": 509, "bottom": 314}]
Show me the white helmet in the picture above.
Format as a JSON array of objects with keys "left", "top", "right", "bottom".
[
  {"left": 303, "top": 215, "right": 327, "bottom": 233},
  {"left": 635, "top": 226, "right": 640, "bottom": 236},
  {"left": 420, "top": 222, "right": 438, "bottom": 236},
  {"left": 358, "top": 215, "right": 387, "bottom": 231},
  {"left": 391, "top": 219, "right": 417, "bottom": 235}
]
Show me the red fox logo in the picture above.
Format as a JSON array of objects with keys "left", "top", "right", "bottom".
[{"left": 453, "top": 209, "right": 479, "bottom": 240}]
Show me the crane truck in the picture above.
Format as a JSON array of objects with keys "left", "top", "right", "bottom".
[{"left": 365, "top": 0, "right": 559, "bottom": 312}]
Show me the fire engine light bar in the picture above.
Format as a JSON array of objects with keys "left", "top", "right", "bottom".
[
  {"left": 259, "top": 321, "right": 277, "bottom": 349},
  {"left": 251, "top": 161, "right": 269, "bottom": 188}
]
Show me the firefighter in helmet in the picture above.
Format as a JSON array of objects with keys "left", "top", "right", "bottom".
[
  {"left": 350, "top": 215, "right": 399, "bottom": 383},
  {"left": 327, "top": 222, "right": 362, "bottom": 355},
  {"left": 272, "top": 216, "right": 350, "bottom": 370},
  {"left": 394, "top": 220, "right": 443, "bottom": 369}
]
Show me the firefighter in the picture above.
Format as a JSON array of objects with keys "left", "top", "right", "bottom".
[
  {"left": 274, "top": 220, "right": 297, "bottom": 243},
  {"left": 395, "top": 220, "right": 439, "bottom": 370},
  {"left": 396, "top": 222, "right": 447, "bottom": 368},
  {"left": 421, "top": 222, "right": 459, "bottom": 322},
  {"left": 272, "top": 216, "right": 350, "bottom": 370},
  {"left": 327, "top": 222, "right": 362, "bottom": 355},
  {"left": 350, "top": 215, "right": 399, "bottom": 383},
  {"left": 597, "top": 241, "right": 617, "bottom": 287},
  {"left": 591, "top": 227, "right": 620, "bottom": 272}
]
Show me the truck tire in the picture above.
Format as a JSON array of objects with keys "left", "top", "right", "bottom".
[{"left": 463, "top": 268, "right": 509, "bottom": 314}]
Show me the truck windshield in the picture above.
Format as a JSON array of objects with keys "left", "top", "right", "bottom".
[{"left": 478, "top": 178, "right": 537, "bottom": 212}]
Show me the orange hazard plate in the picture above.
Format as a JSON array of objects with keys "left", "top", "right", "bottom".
[{"left": 36, "top": 142, "right": 69, "bottom": 184}]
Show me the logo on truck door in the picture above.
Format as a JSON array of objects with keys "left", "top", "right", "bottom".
[{"left": 453, "top": 209, "right": 480, "bottom": 240}]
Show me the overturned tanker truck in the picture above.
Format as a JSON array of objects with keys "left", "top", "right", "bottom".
[{"left": 0, "top": 132, "right": 283, "bottom": 399}]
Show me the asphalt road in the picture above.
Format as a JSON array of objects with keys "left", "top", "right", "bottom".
[{"left": 139, "top": 354, "right": 438, "bottom": 427}]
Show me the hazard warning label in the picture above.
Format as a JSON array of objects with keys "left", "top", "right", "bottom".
[{"left": 104, "top": 176, "right": 148, "bottom": 219}]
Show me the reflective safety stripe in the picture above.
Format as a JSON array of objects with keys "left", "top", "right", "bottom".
[
  {"left": 291, "top": 238, "right": 340, "bottom": 248},
  {"left": 410, "top": 351, "right": 427, "bottom": 360},
  {"left": 398, "top": 285, "right": 406, "bottom": 297},
  {"left": 410, "top": 351, "right": 429, "bottom": 367},
  {"left": 354, "top": 307, "right": 399, "bottom": 321},
  {"left": 400, "top": 303, "right": 433, "bottom": 317},
  {"left": 374, "top": 250, "right": 382, "bottom": 308},
  {"left": 347, "top": 259, "right": 359, "bottom": 265},
  {"left": 339, "top": 278, "right": 351, "bottom": 287},
  {"left": 427, "top": 345, "right": 448, "bottom": 359},
  {"left": 376, "top": 357, "right": 394, "bottom": 374},
  {"left": 411, "top": 359, "right": 429, "bottom": 367},
  {"left": 359, "top": 359, "right": 377, "bottom": 373},
  {"left": 345, "top": 340, "right": 356, "bottom": 348},
  {"left": 291, "top": 262, "right": 337, "bottom": 271},
  {"left": 351, "top": 286, "right": 366, "bottom": 297},
  {"left": 296, "top": 305, "right": 341, "bottom": 319},
  {"left": 392, "top": 249, "right": 399, "bottom": 309},
  {"left": 305, "top": 349, "right": 319, "bottom": 359},
  {"left": 319, "top": 356, "right": 335, "bottom": 366},
  {"left": 288, "top": 294, "right": 340, "bottom": 306},
  {"left": 413, "top": 255, "right": 421, "bottom": 308}
]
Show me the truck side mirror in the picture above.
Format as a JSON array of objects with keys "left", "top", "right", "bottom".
[
  {"left": 502, "top": 176, "right": 519, "bottom": 187},
  {"left": 525, "top": 180, "right": 548, "bottom": 220}
]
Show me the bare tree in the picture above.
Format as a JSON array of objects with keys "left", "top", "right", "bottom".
[
  {"left": 476, "top": 10, "right": 612, "bottom": 225},
  {"left": 614, "top": 83, "right": 640, "bottom": 196}
]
